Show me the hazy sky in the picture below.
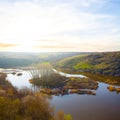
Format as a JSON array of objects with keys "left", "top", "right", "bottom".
[{"left": 0, "top": 0, "right": 120, "bottom": 52}]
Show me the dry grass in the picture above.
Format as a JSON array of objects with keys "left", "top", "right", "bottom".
[{"left": 107, "top": 85, "right": 116, "bottom": 91}]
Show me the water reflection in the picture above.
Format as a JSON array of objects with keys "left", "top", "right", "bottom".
[
  {"left": 53, "top": 69, "right": 86, "bottom": 78},
  {"left": 5, "top": 69, "right": 120, "bottom": 120},
  {"left": 50, "top": 82, "right": 120, "bottom": 120},
  {"left": 6, "top": 71, "right": 31, "bottom": 89}
]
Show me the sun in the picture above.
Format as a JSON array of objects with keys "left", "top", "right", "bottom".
[
  {"left": 9, "top": 40, "right": 35, "bottom": 52},
  {"left": 9, "top": 41, "right": 48, "bottom": 52}
]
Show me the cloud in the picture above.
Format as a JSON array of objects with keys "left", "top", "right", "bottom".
[
  {"left": 0, "top": 43, "right": 19, "bottom": 48},
  {"left": 33, "top": 39, "right": 74, "bottom": 48},
  {"left": 0, "top": 42, "right": 19, "bottom": 51},
  {"left": 0, "top": 0, "right": 114, "bottom": 40},
  {"left": 34, "top": 45, "right": 73, "bottom": 49},
  {"left": 0, "top": 0, "right": 119, "bottom": 52},
  {"left": 32, "top": 44, "right": 76, "bottom": 52}
]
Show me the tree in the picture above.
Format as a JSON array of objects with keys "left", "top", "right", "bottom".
[
  {"left": 55, "top": 110, "right": 73, "bottom": 120},
  {"left": 21, "top": 95, "right": 53, "bottom": 120}
]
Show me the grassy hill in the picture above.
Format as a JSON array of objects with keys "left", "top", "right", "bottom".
[
  {"left": 0, "top": 52, "right": 87, "bottom": 68},
  {"left": 0, "top": 52, "right": 119, "bottom": 76},
  {"left": 54, "top": 52, "right": 120, "bottom": 76}
]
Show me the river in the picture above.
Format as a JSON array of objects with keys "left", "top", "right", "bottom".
[{"left": 2, "top": 69, "right": 120, "bottom": 120}]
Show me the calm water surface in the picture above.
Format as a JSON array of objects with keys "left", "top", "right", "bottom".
[
  {"left": 50, "top": 82, "right": 120, "bottom": 120},
  {"left": 4, "top": 69, "right": 120, "bottom": 120}
]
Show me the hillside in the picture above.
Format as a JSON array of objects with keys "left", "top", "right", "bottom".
[
  {"left": 0, "top": 52, "right": 86, "bottom": 68},
  {"left": 54, "top": 52, "right": 120, "bottom": 76}
]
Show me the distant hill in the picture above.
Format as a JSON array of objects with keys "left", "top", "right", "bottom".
[
  {"left": 54, "top": 52, "right": 120, "bottom": 76},
  {"left": 0, "top": 52, "right": 88, "bottom": 68},
  {"left": 0, "top": 52, "right": 39, "bottom": 68}
]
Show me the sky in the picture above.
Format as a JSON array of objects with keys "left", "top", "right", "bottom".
[{"left": 0, "top": 0, "right": 120, "bottom": 52}]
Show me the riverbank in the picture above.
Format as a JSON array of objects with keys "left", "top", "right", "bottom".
[
  {"left": 1, "top": 69, "right": 120, "bottom": 120},
  {"left": 30, "top": 71, "right": 98, "bottom": 96},
  {"left": 0, "top": 72, "right": 73, "bottom": 120},
  {"left": 54, "top": 68, "right": 120, "bottom": 85}
]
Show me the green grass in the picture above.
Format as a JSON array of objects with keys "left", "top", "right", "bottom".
[
  {"left": 95, "top": 63, "right": 108, "bottom": 69},
  {"left": 54, "top": 52, "right": 120, "bottom": 76},
  {"left": 74, "top": 62, "right": 93, "bottom": 70},
  {"left": 57, "top": 54, "right": 89, "bottom": 67}
]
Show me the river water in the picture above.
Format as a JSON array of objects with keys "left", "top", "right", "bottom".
[{"left": 2, "top": 69, "right": 120, "bottom": 120}]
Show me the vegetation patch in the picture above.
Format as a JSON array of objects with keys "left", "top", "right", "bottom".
[
  {"left": 54, "top": 52, "right": 120, "bottom": 76},
  {"left": 28, "top": 63, "right": 98, "bottom": 96},
  {"left": 0, "top": 71, "right": 73, "bottom": 120},
  {"left": 30, "top": 73, "right": 67, "bottom": 88},
  {"left": 74, "top": 62, "right": 92, "bottom": 70},
  {"left": 107, "top": 85, "right": 120, "bottom": 93}
]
